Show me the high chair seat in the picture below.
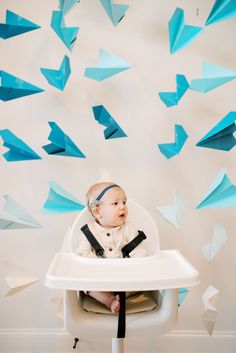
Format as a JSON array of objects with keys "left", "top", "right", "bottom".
[{"left": 45, "top": 199, "right": 199, "bottom": 351}]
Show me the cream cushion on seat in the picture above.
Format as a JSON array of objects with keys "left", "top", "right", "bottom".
[{"left": 82, "top": 291, "right": 160, "bottom": 314}]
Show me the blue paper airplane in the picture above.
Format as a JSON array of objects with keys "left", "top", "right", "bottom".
[
  {"left": 51, "top": 10, "right": 79, "bottom": 51},
  {"left": 158, "top": 74, "right": 189, "bottom": 107},
  {"left": 178, "top": 288, "right": 189, "bottom": 306},
  {"left": 0, "top": 129, "right": 41, "bottom": 162},
  {"left": 0, "top": 70, "right": 44, "bottom": 101},
  {"left": 0, "top": 195, "right": 41, "bottom": 230},
  {"left": 0, "top": 10, "right": 41, "bottom": 39},
  {"left": 196, "top": 111, "right": 236, "bottom": 151},
  {"left": 59, "top": 0, "right": 80, "bottom": 15},
  {"left": 158, "top": 124, "right": 188, "bottom": 159},
  {"left": 169, "top": 7, "right": 203, "bottom": 54},
  {"left": 92, "top": 105, "right": 127, "bottom": 139},
  {"left": 205, "top": 0, "right": 236, "bottom": 26},
  {"left": 84, "top": 49, "right": 131, "bottom": 81},
  {"left": 189, "top": 62, "right": 236, "bottom": 93},
  {"left": 41, "top": 181, "right": 85, "bottom": 214},
  {"left": 99, "top": 0, "right": 129, "bottom": 25},
  {"left": 196, "top": 169, "right": 236, "bottom": 209},
  {"left": 43, "top": 121, "right": 86, "bottom": 158},
  {"left": 40, "top": 55, "right": 71, "bottom": 90}
]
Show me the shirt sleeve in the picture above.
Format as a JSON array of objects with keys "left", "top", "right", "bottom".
[
  {"left": 124, "top": 222, "right": 147, "bottom": 257},
  {"left": 75, "top": 229, "right": 97, "bottom": 258}
]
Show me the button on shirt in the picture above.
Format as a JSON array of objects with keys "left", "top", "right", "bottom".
[{"left": 75, "top": 221, "right": 147, "bottom": 258}]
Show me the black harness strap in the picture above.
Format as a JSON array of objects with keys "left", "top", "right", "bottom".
[
  {"left": 121, "top": 230, "right": 147, "bottom": 258},
  {"left": 80, "top": 224, "right": 105, "bottom": 258},
  {"left": 80, "top": 224, "right": 147, "bottom": 339},
  {"left": 117, "top": 291, "right": 126, "bottom": 338}
]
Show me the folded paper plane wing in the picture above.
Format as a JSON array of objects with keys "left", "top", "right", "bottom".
[
  {"left": 169, "top": 7, "right": 202, "bottom": 54},
  {"left": 85, "top": 49, "right": 131, "bottom": 81},
  {"left": 92, "top": 105, "right": 127, "bottom": 139},
  {"left": 0, "top": 10, "right": 40, "bottom": 39},
  {"left": 99, "top": 0, "right": 129, "bottom": 26},
  {"left": 41, "top": 181, "right": 85, "bottom": 214},
  {"left": 43, "top": 121, "right": 85, "bottom": 158}
]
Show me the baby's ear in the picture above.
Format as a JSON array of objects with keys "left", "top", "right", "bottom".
[{"left": 91, "top": 206, "right": 100, "bottom": 218}]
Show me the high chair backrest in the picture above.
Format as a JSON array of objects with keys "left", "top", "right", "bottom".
[{"left": 69, "top": 199, "right": 160, "bottom": 255}]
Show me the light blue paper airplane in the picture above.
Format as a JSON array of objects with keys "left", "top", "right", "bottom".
[
  {"left": 202, "top": 224, "right": 228, "bottom": 263},
  {"left": 43, "top": 121, "right": 86, "bottom": 158},
  {"left": 0, "top": 10, "right": 41, "bottom": 39},
  {"left": 0, "top": 70, "right": 44, "bottom": 101},
  {"left": 189, "top": 62, "right": 236, "bottom": 93},
  {"left": 0, "top": 129, "right": 41, "bottom": 162},
  {"left": 41, "top": 181, "right": 85, "bottom": 214},
  {"left": 197, "top": 169, "right": 236, "bottom": 209},
  {"left": 84, "top": 49, "right": 132, "bottom": 81},
  {"left": 158, "top": 124, "right": 188, "bottom": 159},
  {"left": 156, "top": 190, "right": 185, "bottom": 229},
  {"left": 0, "top": 195, "right": 41, "bottom": 230},
  {"left": 205, "top": 0, "right": 236, "bottom": 26},
  {"left": 59, "top": 0, "right": 80, "bottom": 15},
  {"left": 169, "top": 7, "right": 203, "bottom": 54},
  {"left": 178, "top": 288, "right": 189, "bottom": 306},
  {"left": 196, "top": 111, "right": 236, "bottom": 151},
  {"left": 158, "top": 74, "right": 189, "bottom": 107},
  {"left": 92, "top": 105, "right": 127, "bottom": 139},
  {"left": 100, "top": 0, "right": 129, "bottom": 26},
  {"left": 51, "top": 10, "right": 79, "bottom": 51},
  {"left": 40, "top": 55, "right": 71, "bottom": 90}
]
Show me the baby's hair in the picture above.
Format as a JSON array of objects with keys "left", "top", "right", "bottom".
[{"left": 86, "top": 181, "right": 117, "bottom": 214}]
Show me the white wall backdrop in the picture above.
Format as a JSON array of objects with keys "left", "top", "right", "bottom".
[{"left": 0, "top": 0, "right": 236, "bottom": 352}]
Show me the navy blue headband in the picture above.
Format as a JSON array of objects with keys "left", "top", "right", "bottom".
[{"left": 96, "top": 184, "right": 120, "bottom": 201}]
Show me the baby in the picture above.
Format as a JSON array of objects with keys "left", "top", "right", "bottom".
[{"left": 76, "top": 182, "right": 147, "bottom": 314}]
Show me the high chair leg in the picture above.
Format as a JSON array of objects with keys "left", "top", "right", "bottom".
[
  {"left": 112, "top": 338, "right": 124, "bottom": 353},
  {"left": 73, "top": 337, "right": 79, "bottom": 349}
]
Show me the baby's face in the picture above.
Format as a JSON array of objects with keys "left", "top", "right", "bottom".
[{"left": 96, "top": 187, "right": 128, "bottom": 229}]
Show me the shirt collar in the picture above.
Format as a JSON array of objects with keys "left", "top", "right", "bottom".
[{"left": 93, "top": 220, "right": 123, "bottom": 234}]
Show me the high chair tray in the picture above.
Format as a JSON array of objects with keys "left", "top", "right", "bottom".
[{"left": 45, "top": 250, "right": 199, "bottom": 291}]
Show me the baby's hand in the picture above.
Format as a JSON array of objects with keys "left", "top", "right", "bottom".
[{"left": 110, "top": 294, "right": 120, "bottom": 314}]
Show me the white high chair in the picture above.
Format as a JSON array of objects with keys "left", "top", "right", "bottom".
[{"left": 45, "top": 200, "right": 199, "bottom": 353}]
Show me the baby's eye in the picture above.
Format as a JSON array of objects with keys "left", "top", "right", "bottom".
[
  {"left": 123, "top": 201, "right": 127, "bottom": 205},
  {"left": 113, "top": 202, "right": 118, "bottom": 206}
]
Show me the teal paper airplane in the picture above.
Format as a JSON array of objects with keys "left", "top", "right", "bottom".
[
  {"left": 158, "top": 74, "right": 189, "bottom": 107},
  {"left": 51, "top": 10, "right": 79, "bottom": 51},
  {"left": 59, "top": 0, "right": 80, "bottom": 15},
  {"left": 169, "top": 7, "right": 203, "bottom": 54},
  {"left": 41, "top": 181, "right": 85, "bottom": 214},
  {"left": 190, "top": 62, "right": 236, "bottom": 93},
  {"left": 178, "top": 288, "right": 189, "bottom": 306},
  {"left": 0, "top": 70, "right": 44, "bottom": 101},
  {"left": 0, "top": 129, "right": 41, "bottom": 162},
  {"left": 84, "top": 49, "right": 131, "bottom": 81},
  {"left": 43, "top": 121, "right": 86, "bottom": 158},
  {"left": 0, "top": 195, "right": 41, "bottom": 230},
  {"left": 197, "top": 169, "right": 236, "bottom": 209},
  {"left": 40, "top": 55, "right": 71, "bottom": 90},
  {"left": 158, "top": 124, "right": 188, "bottom": 159},
  {"left": 196, "top": 111, "right": 236, "bottom": 151},
  {"left": 0, "top": 10, "right": 40, "bottom": 39},
  {"left": 205, "top": 0, "right": 236, "bottom": 26},
  {"left": 99, "top": 0, "right": 129, "bottom": 25},
  {"left": 92, "top": 105, "right": 127, "bottom": 139}
]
